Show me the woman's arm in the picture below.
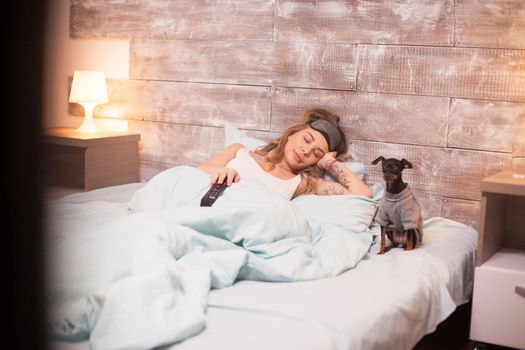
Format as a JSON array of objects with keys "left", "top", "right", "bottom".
[
  {"left": 316, "top": 154, "right": 372, "bottom": 198},
  {"left": 198, "top": 143, "right": 243, "bottom": 185}
]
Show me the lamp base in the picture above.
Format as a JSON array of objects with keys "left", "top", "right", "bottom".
[
  {"left": 76, "top": 120, "right": 100, "bottom": 133},
  {"left": 75, "top": 103, "right": 100, "bottom": 133}
]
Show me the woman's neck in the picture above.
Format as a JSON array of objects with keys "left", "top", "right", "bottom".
[{"left": 275, "top": 161, "right": 294, "bottom": 175}]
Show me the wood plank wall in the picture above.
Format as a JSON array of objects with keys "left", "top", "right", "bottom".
[{"left": 69, "top": 0, "right": 525, "bottom": 228}]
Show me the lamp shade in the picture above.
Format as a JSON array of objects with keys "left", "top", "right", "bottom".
[{"left": 69, "top": 71, "right": 109, "bottom": 104}]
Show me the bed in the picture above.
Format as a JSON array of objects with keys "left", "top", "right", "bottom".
[{"left": 45, "top": 125, "right": 478, "bottom": 350}]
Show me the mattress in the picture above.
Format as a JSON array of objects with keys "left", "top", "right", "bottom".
[{"left": 47, "top": 182, "right": 477, "bottom": 350}]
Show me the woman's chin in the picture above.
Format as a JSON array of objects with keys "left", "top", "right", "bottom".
[{"left": 288, "top": 159, "right": 303, "bottom": 171}]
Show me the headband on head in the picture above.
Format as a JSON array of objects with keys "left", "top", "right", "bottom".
[{"left": 309, "top": 118, "right": 341, "bottom": 152}]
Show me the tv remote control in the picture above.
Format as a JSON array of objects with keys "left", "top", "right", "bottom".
[{"left": 200, "top": 182, "right": 228, "bottom": 207}]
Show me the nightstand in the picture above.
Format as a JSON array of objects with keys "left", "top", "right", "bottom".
[
  {"left": 469, "top": 170, "right": 525, "bottom": 349},
  {"left": 43, "top": 128, "right": 141, "bottom": 191}
]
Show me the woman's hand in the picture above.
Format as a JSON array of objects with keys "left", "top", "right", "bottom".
[
  {"left": 198, "top": 143, "right": 244, "bottom": 186},
  {"left": 209, "top": 167, "right": 240, "bottom": 186},
  {"left": 317, "top": 151, "right": 338, "bottom": 171}
]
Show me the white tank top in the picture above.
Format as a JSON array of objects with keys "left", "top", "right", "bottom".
[{"left": 226, "top": 147, "right": 301, "bottom": 200}]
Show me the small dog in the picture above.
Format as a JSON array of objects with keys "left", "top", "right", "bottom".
[{"left": 372, "top": 156, "right": 423, "bottom": 254}]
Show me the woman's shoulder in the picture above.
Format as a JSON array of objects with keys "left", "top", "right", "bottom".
[
  {"left": 222, "top": 143, "right": 245, "bottom": 156},
  {"left": 225, "top": 143, "right": 245, "bottom": 151},
  {"left": 213, "top": 143, "right": 245, "bottom": 163}
]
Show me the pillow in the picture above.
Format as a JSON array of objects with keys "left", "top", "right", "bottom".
[
  {"left": 224, "top": 121, "right": 365, "bottom": 179},
  {"left": 292, "top": 183, "right": 383, "bottom": 234},
  {"left": 224, "top": 121, "right": 266, "bottom": 150}
]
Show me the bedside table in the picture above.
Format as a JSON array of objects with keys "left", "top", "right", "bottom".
[
  {"left": 43, "top": 128, "right": 141, "bottom": 191},
  {"left": 469, "top": 170, "right": 525, "bottom": 349}
]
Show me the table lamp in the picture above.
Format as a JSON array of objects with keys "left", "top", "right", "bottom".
[{"left": 69, "top": 71, "right": 109, "bottom": 133}]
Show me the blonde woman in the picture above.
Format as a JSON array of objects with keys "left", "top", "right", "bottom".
[{"left": 199, "top": 109, "right": 372, "bottom": 200}]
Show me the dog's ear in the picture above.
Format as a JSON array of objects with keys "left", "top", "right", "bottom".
[
  {"left": 401, "top": 159, "right": 413, "bottom": 169},
  {"left": 372, "top": 156, "right": 384, "bottom": 165}
]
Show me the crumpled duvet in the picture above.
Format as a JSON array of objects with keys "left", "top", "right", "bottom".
[{"left": 45, "top": 166, "right": 378, "bottom": 350}]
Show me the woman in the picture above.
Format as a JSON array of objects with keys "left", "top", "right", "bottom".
[{"left": 199, "top": 109, "right": 372, "bottom": 199}]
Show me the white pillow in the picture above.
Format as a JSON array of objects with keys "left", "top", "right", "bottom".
[
  {"left": 223, "top": 121, "right": 365, "bottom": 179},
  {"left": 292, "top": 183, "right": 383, "bottom": 233},
  {"left": 224, "top": 121, "right": 266, "bottom": 150}
]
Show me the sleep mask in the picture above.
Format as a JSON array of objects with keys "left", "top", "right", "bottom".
[{"left": 308, "top": 118, "right": 341, "bottom": 152}]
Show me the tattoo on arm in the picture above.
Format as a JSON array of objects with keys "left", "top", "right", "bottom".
[
  {"left": 325, "top": 183, "right": 349, "bottom": 195},
  {"left": 318, "top": 157, "right": 372, "bottom": 198},
  {"left": 316, "top": 179, "right": 351, "bottom": 195},
  {"left": 328, "top": 162, "right": 352, "bottom": 191}
]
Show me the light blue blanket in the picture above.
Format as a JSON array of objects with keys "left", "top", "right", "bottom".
[{"left": 46, "top": 166, "right": 380, "bottom": 350}]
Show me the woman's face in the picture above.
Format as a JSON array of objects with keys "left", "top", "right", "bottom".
[{"left": 283, "top": 127, "right": 330, "bottom": 170}]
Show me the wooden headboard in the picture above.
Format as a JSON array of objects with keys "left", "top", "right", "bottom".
[{"left": 68, "top": 0, "right": 525, "bottom": 228}]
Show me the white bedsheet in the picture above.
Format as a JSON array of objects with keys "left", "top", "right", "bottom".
[
  {"left": 168, "top": 218, "right": 476, "bottom": 350},
  {"left": 47, "top": 183, "right": 477, "bottom": 350}
]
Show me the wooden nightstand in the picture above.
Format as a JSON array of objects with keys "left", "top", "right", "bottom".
[
  {"left": 43, "top": 128, "right": 141, "bottom": 191},
  {"left": 469, "top": 170, "right": 525, "bottom": 349}
]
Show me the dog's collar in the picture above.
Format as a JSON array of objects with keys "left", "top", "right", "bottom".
[{"left": 308, "top": 119, "right": 341, "bottom": 152}]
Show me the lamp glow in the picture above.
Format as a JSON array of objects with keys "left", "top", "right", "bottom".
[{"left": 69, "top": 71, "right": 109, "bottom": 133}]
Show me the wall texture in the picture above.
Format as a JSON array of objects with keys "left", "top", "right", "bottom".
[{"left": 69, "top": 0, "right": 525, "bottom": 228}]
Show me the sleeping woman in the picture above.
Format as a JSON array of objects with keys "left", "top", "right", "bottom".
[{"left": 199, "top": 108, "right": 372, "bottom": 200}]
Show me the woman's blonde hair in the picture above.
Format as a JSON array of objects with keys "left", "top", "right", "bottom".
[{"left": 255, "top": 108, "right": 348, "bottom": 193}]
